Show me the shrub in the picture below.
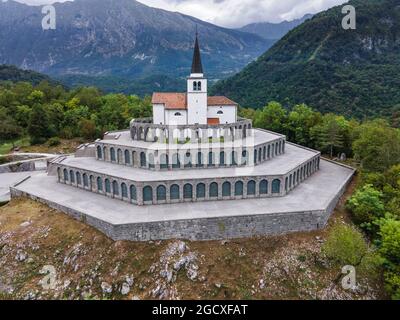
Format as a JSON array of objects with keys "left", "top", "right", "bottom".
[
  {"left": 47, "top": 137, "right": 61, "bottom": 147},
  {"left": 322, "top": 224, "right": 368, "bottom": 266},
  {"left": 346, "top": 184, "right": 385, "bottom": 229}
]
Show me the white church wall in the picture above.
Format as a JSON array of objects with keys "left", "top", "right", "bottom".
[
  {"left": 153, "top": 104, "right": 165, "bottom": 124},
  {"left": 207, "top": 105, "right": 237, "bottom": 124},
  {"left": 166, "top": 109, "right": 188, "bottom": 126}
]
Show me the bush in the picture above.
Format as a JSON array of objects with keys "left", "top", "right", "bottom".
[
  {"left": 378, "top": 218, "right": 400, "bottom": 265},
  {"left": 47, "top": 137, "right": 61, "bottom": 147},
  {"left": 322, "top": 224, "right": 368, "bottom": 266},
  {"left": 346, "top": 184, "right": 385, "bottom": 230}
]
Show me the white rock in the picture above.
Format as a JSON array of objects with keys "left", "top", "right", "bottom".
[
  {"left": 15, "top": 250, "right": 27, "bottom": 262},
  {"left": 20, "top": 221, "right": 31, "bottom": 227},
  {"left": 121, "top": 283, "right": 130, "bottom": 295},
  {"left": 101, "top": 282, "right": 112, "bottom": 294}
]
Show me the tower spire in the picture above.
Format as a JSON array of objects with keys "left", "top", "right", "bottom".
[{"left": 191, "top": 28, "right": 203, "bottom": 74}]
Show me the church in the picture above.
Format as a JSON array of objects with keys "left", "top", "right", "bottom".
[{"left": 152, "top": 33, "right": 237, "bottom": 126}]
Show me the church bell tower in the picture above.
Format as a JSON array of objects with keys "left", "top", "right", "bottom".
[{"left": 187, "top": 31, "right": 208, "bottom": 125}]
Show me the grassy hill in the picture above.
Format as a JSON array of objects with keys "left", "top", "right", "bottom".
[{"left": 212, "top": 0, "right": 400, "bottom": 119}]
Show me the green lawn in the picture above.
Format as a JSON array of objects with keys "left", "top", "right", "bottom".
[{"left": 0, "top": 137, "right": 30, "bottom": 155}]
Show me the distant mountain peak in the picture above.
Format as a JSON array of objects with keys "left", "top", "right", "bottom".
[{"left": 237, "top": 14, "right": 314, "bottom": 40}]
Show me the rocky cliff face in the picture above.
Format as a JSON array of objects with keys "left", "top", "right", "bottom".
[{"left": 0, "top": 0, "right": 272, "bottom": 80}]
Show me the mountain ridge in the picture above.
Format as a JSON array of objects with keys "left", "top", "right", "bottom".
[
  {"left": 212, "top": 0, "right": 400, "bottom": 118},
  {"left": 0, "top": 0, "right": 273, "bottom": 83}
]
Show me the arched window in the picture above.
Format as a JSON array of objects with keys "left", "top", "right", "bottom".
[
  {"left": 263, "top": 146, "right": 266, "bottom": 160},
  {"left": 196, "top": 183, "right": 206, "bottom": 198},
  {"left": 197, "top": 81, "right": 202, "bottom": 91},
  {"left": 105, "top": 179, "right": 111, "bottom": 193},
  {"left": 160, "top": 154, "right": 169, "bottom": 169},
  {"left": 184, "top": 152, "right": 192, "bottom": 168},
  {"left": 193, "top": 81, "right": 197, "bottom": 91},
  {"left": 97, "top": 177, "right": 103, "bottom": 191},
  {"left": 172, "top": 153, "right": 180, "bottom": 169},
  {"left": 97, "top": 146, "right": 103, "bottom": 159},
  {"left": 259, "top": 148, "right": 262, "bottom": 162},
  {"left": 113, "top": 180, "right": 119, "bottom": 196},
  {"left": 208, "top": 152, "right": 215, "bottom": 167},
  {"left": 196, "top": 152, "right": 203, "bottom": 167},
  {"left": 254, "top": 149, "right": 258, "bottom": 163},
  {"left": 110, "top": 148, "right": 116, "bottom": 162},
  {"left": 69, "top": 170, "right": 75, "bottom": 183},
  {"left": 247, "top": 180, "right": 256, "bottom": 195},
  {"left": 143, "top": 186, "right": 153, "bottom": 202},
  {"left": 76, "top": 172, "right": 81, "bottom": 185},
  {"left": 235, "top": 181, "right": 243, "bottom": 196},
  {"left": 124, "top": 150, "right": 130, "bottom": 165},
  {"left": 241, "top": 150, "right": 248, "bottom": 165},
  {"left": 121, "top": 183, "right": 128, "bottom": 198},
  {"left": 209, "top": 182, "right": 218, "bottom": 198},
  {"left": 174, "top": 112, "right": 182, "bottom": 116},
  {"left": 272, "top": 179, "right": 281, "bottom": 194},
  {"left": 83, "top": 173, "right": 89, "bottom": 187},
  {"left": 285, "top": 177, "right": 288, "bottom": 191},
  {"left": 260, "top": 180, "right": 268, "bottom": 194},
  {"left": 289, "top": 175, "right": 292, "bottom": 188},
  {"left": 170, "top": 184, "right": 180, "bottom": 200},
  {"left": 184, "top": 184, "right": 193, "bottom": 199},
  {"left": 130, "top": 185, "right": 137, "bottom": 201},
  {"left": 222, "top": 182, "right": 231, "bottom": 197},
  {"left": 157, "top": 185, "right": 166, "bottom": 201},
  {"left": 140, "top": 152, "right": 146, "bottom": 167},
  {"left": 217, "top": 110, "right": 223, "bottom": 115},
  {"left": 148, "top": 153, "right": 155, "bottom": 169},
  {"left": 63, "top": 169, "right": 68, "bottom": 181},
  {"left": 267, "top": 145, "right": 271, "bottom": 158},
  {"left": 275, "top": 142, "right": 279, "bottom": 156},
  {"left": 231, "top": 151, "right": 237, "bottom": 165},
  {"left": 219, "top": 151, "right": 225, "bottom": 166}
]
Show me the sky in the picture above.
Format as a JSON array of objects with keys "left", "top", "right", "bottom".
[{"left": 11, "top": 0, "right": 349, "bottom": 28}]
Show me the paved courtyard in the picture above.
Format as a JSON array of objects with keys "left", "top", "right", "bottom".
[{"left": 0, "top": 172, "right": 35, "bottom": 202}]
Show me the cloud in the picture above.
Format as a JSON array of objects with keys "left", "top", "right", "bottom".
[
  {"left": 12, "top": 0, "right": 349, "bottom": 27},
  {"left": 137, "top": 0, "right": 348, "bottom": 27}
]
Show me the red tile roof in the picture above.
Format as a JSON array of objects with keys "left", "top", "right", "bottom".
[
  {"left": 207, "top": 96, "right": 238, "bottom": 106},
  {"left": 152, "top": 93, "right": 237, "bottom": 110},
  {"left": 152, "top": 93, "right": 187, "bottom": 110}
]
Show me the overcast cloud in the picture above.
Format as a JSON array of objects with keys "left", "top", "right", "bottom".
[{"left": 11, "top": 0, "right": 348, "bottom": 27}]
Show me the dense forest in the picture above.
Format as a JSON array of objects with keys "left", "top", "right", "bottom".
[
  {"left": 0, "top": 80, "right": 152, "bottom": 146},
  {"left": 212, "top": 0, "right": 400, "bottom": 119},
  {"left": 0, "top": 79, "right": 400, "bottom": 299}
]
